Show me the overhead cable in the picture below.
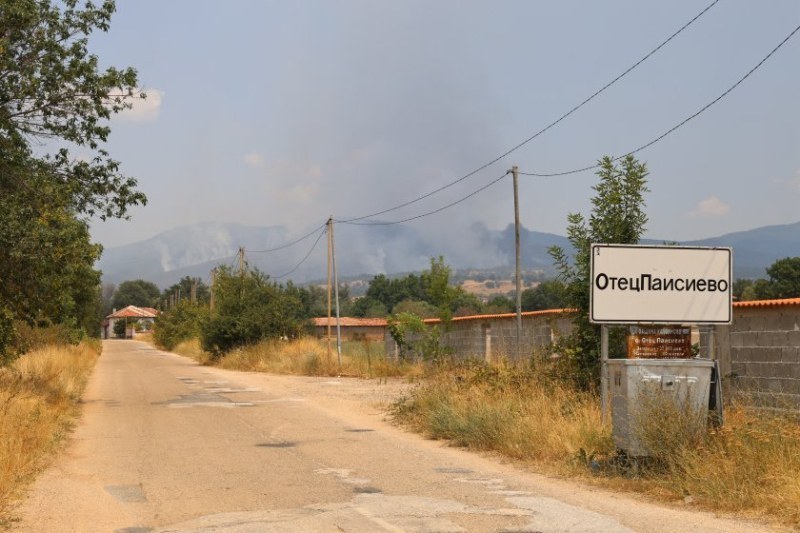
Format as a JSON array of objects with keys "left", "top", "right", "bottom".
[
  {"left": 338, "top": 0, "right": 721, "bottom": 223},
  {"left": 272, "top": 226, "right": 328, "bottom": 279},
  {"left": 519, "top": 21, "right": 800, "bottom": 178},
  {"left": 246, "top": 221, "right": 328, "bottom": 253},
  {"left": 339, "top": 172, "right": 510, "bottom": 226}
]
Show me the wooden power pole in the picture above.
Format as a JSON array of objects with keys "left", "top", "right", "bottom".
[
  {"left": 326, "top": 218, "right": 333, "bottom": 364},
  {"left": 210, "top": 267, "right": 216, "bottom": 312},
  {"left": 329, "top": 218, "right": 342, "bottom": 369},
  {"left": 512, "top": 165, "right": 522, "bottom": 360}
]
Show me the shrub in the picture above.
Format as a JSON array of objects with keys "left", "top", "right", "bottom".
[
  {"left": 0, "top": 308, "right": 16, "bottom": 366},
  {"left": 153, "top": 302, "right": 208, "bottom": 351},
  {"left": 200, "top": 266, "right": 307, "bottom": 358}
]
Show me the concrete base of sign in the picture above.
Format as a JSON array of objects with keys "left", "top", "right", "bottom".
[{"left": 608, "top": 358, "right": 714, "bottom": 457}]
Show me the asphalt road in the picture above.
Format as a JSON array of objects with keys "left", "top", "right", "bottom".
[{"left": 16, "top": 340, "right": 781, "bottom": 532}]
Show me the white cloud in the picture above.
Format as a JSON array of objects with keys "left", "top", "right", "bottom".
[
  {"left": 116, "top": 88, "right": 164, "bottom": 122},
  {"left": 244, "top": 152, "right": 266, "bottom": 168},
  {"left": 690, "top": 196, "right": 730, "bottom": 218},
  {"left": 276, "top": 184, "right": 320, "bottom": 205},
  {"left": 771, "top": 168, "right": 800, "bottom": 191},
  {"left": 789, "top": 168, "right": 800, "bottom": 191}
]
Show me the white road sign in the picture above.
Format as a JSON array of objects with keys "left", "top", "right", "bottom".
[{"left": 590, "top": 244, "right": 732, "bottom": 324}]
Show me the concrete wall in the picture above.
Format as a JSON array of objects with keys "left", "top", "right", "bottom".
[
  {"left": 713, "top": 303, "right": 800, "bottom": 409},
  {"left": 383, "top": 301, "right": 800, "bottom": 409},
  {"left": 440, "top": 313, "right": 574, "bottom": 362},
  {"left": 385, "top": 311, "right": 574, "bottom": 362}
]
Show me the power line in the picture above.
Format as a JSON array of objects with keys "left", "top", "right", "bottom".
[
  {"left": 339, "top": 19, "right": 799, "bottom": 227},
  {"left": 519, "top": 21, "right": 800, "bottom": 178},
  {"left": 338, "top": 0, "right": 720, "bottom": 223},
  {"left": 245, "top": 222, "right": 328, "bottom": 253},
  {"left": 272, "top": 226, "right": 328, "bottom": 279},
  {"left": 339, "top": 171, "right": 510, "bottom": 226}
]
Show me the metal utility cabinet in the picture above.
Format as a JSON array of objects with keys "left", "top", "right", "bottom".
[{"left": 608, "top": 358, "right": 715, "bottom": 456}]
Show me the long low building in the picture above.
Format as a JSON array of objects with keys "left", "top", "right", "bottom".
[{"left": 312, "top": 317, "right": 387, "bottom": 342}]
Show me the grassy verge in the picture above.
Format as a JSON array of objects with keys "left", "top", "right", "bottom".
[
  {"left": 0, "top": 341, "right": 100, "bottom": 526},
  {"left": 169, "top": 337, "right": 424, "bottom": 379},
  {"left": 391, "top": 361, "right": 800, "bottom": 528}
]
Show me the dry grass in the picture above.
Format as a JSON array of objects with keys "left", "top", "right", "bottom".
[
  {"left": 172, "top": 338, "right": 212, "bottom": 365},
  {"left": 391, "top": 360, "right": 800, "bottom": 529},
  {"left": 392, "top": 360, "right": 612, "bottom": 464},
  {"left": 171, "top": 337, "right": 424, "bottom": 380},
  {"left": 646, "top": 398, "right": 800, "bottom": 525},
  {"left": 0, "top": 341, "right": 100, "bottom": 526}
]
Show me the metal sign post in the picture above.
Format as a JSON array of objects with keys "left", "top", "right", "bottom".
[{"left": 601, "top": 324, "right": 609, "bottom": 424}]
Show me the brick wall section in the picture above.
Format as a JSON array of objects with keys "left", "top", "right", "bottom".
[{"left": 714, "top": 301, "right": 800, "bottom": 409}]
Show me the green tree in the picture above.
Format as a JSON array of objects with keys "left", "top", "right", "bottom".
[
  {"left": 153, "top": 300, "right": 209, "bottom": 351},
  {"left": 759, "top": 257, "right": 800, "bottom": 299},
  {"left": 113, "top": 317, "right": 128, "bottom": 338},
  {"left": 0, "top": 0, "right": 145, "bottom": 219},
  {"left": 386, "top": 311, "right": 449, "bottom": 362},
  {"left": 484, "top": 296, "right": 515, "bottom": 314},
  {"left": 387, "top": 312, "right": 426, "bottom": 360},
  {"left": 0, "top": 172, "right": 102, "bottom": 340},
  {"left": 162, "top": 276, "right": 210, "bottom": 306},
  {"left": 393, "top": 299, "right": 439, "bottom": 319},
  {"left": 363, "top": 273, "right": 424, "bottom": 314},
  {"left": 732, "top": 278, "right": 755, "bottom": 301},
  {"left": 0, "top": 0, "right": 144, "bottom": 358},
  {"left": 549, "top": 155, "right": 649, "bottom": 388},
  {"left": 421, "top": 256, "right": 454, "bottom": 312},
  {"left": 112, "top": 280, "right": 160, "bottom": 310},
  {"left": 450, "top": 291, "right": 483, "bottom": 317},
  {"left": 200, "top": 266, "right": 306, "bottom": 357},
  {"left": 351, "top": 297, "right": 388, "bottom": 318},
  {"left": 521, "top": 279, "right": 568, "bottom": 311},
  {"left": 296, "top": 284, "right": 328, "bottom": 318}
]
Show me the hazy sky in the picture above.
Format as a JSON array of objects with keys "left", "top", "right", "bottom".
[{"left": 88, "top": 0, "right": 800, "bottom": 252}]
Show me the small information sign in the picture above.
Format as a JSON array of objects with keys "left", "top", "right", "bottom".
[{"left": 627, "top": 325, "right": 692, "bottom": 359}]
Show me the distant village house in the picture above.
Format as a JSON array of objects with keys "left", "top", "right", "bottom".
[{"left": 102, "top": 305, "right": 159, "bottom": 339}]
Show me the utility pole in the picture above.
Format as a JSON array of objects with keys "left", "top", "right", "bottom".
[
  {"left": 512, "top": 165, "right": 522, "bottom": 360},
  {"left": 601, "top": 325, "right": 609, "bottom": 424},
  {"left": 191, "top": 279, "right": 197, "bottom": 304},
  {"left": 210, "top": 267, "right": 216, "bottom": 312},
  {"left": 327, "top": 218, "right": 333, "bottom": 364},
  {"left": 237, "top": 247, "right": 246, "bottom": 303},
  {"left": 329, "top": 217, "right": 342, "bottom": 369}
]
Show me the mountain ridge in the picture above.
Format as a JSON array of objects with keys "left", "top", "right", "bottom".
[{"left": 96, "top": 220, "right": 800, "bottom": 288}]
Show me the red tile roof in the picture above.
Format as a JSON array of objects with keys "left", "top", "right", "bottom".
[
  {"left": 313, "top": 300, "right": 800, "bottom": 328},
  {"left": 313, "top": 317, "right": 388, "bottom": 327},
  {"left": 423, "top": 308, "right": 576, "bottom": 324},
  {"left": 106, "top": 305, "right": 160, "bottom": 319},
  {"left": 733, "top": 297, "right": 800, "bottom": 308}
]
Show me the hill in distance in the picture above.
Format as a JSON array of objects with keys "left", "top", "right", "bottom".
[{"left": 96, "top": 220, "right": 800, "bottom": 289}]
